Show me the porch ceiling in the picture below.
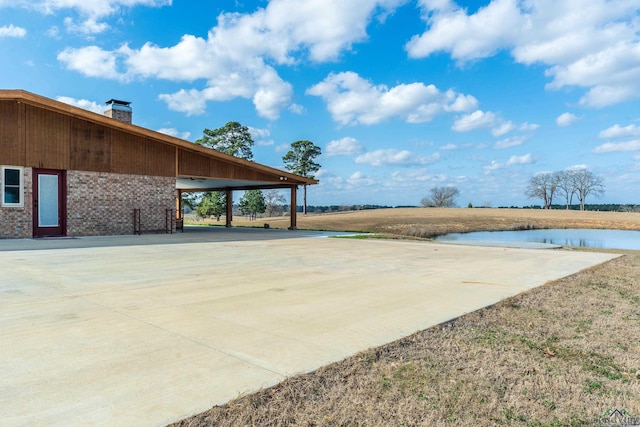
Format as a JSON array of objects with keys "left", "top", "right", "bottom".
[{"left": 176, "top": 177, "right": 295, "bottom": 192}]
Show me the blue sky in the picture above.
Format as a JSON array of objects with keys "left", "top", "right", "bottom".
[{"left": 2, "top": 0, "right": 640, "bottom": 207}]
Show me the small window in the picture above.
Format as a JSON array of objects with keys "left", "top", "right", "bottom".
[{"left": 1, "top": 166, "right": 24, "bottom": 207}]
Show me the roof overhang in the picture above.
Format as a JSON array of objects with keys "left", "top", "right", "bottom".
[
  {"left": 1, "top": 90, "right": 318, "bottom": 190},
  {"left": 177, "top": 177, "right": 301, "bottom": 192}
]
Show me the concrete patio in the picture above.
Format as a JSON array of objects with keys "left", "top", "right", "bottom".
[{"left": 0, "top": 228, "right": 617, "bottom": 426}]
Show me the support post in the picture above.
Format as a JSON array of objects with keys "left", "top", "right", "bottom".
[
  {"left": 176, "top": 190, "right": 182, "bottom": 218},
  {"left": 225, "top": 189, "right": 233, "bottom": 228},
  {"left": 289, "top": 186, "right": 297, "bottom": 230}
]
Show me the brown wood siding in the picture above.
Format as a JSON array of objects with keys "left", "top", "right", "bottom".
[
  {"left": 110, "top": 129, "right": 146, "bottom": 175},
  {"left": 178, "top": 149, "right": 210, "bottom": 177},
  {"left": 70, "top": 118, "right": 112, "bottom": 172},
  {"left": 145, "top": 139, "right": 175, "bottom": 176},
  {"left": 209, "top": 158, "right": 234, "bottom": 178},
  {"left": 0, "top": 100, "right": 24, "bottom": 165},
  {"left": 25, "top": 104, "right": 70, "bottom": 169}
]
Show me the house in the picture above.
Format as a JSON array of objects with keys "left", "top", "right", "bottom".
[{"left": 0, "top": 90, "right": 315, "bottom": 238}]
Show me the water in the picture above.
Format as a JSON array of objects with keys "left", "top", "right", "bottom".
[{"left": 434, "top": 228, "right": 640, "bottom": 250}]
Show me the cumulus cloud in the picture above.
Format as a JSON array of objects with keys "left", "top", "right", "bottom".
[
  {"left": 56, "top": 96, "right": 104, "bottom": 114},
  {"left": 157, "top": 128, "right": 191, "bottom": 140},
  {"left": 355, "top": 149, "right": 440, "bottom": 166},
  {"left": 440, "top": 143, "right": 458, "bottom": 150},
  {"left": 484, "top": 152, "right": 533, "bottom": 172},
  {"left": 507, "top": 153, "right": 534, "bottom": 165},
  {"left": 347, "top": 171, "right": 376, "bottom": 186},
  {"left": 556, "top": 112, "right": 580, "bottom": 127},
  {"left": 248, "top": 127, "right": 274, "bottom": 146},
  {"left": 494, "top": 136, "right": 527, "bottom": 149},
  {"left": 407, "top": 0, "right": 640, "bottom": 107},
  {"left": 0, "top": 24, "right": 26, "bottom": 38},
  {"left": 307, "top": 71, "right": 477, "bottom": 125},
  {"left": 57, "top": 0, "right": 407, "bottom": 117},
  {"left": 593, "top": 140, "right": 640, "bottom": 153},
  {"left": 2, "top": 0, "right": 171, "bottom": 34},
  {"left": 326, "top": 137, "right": 365, "bottom": 156},
  {"left": 599, "top": 124, "right": 640, "bottom": 139},
  {"left": 57, "top": 46, "right": 124, "bottom": 80}
]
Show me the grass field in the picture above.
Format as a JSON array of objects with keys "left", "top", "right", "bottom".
[
  {"left": 174, "top": 209, "right": 640, "bottom": 426},
  {"left": 190, "top": 207, "right": 640, "bottom": 238}
]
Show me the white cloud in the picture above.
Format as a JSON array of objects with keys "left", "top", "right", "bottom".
[
  {"left": 494, "top": 136, "right": 526, "bottom": 149},
  {"left": 275, "top": 143, "right": 289, "bottom": 153},
  {"left": 288, "top": 103, "right": 305, "bottom": 114},
  {"left": 483, "top": 160, "right": 503, "bottom": 172},
  {"left": 440, "top": 143, "right": 457, "bottom": 150},
  {"left": 326, "top": 137, "right": 365, "bottom": 156},
  {"left": 2, "top": 0, "right": 171, "bottom": 34},
  {"left": 57, "top": 0, "right": 408, "bottom": 117},
  {"left": 0, "top": 24, "right": 26, "bottom": 38},
  {"left": 593, "top": 140, "right": 640, "bottom": 153},
  {"left": 64, "top": 16, "right": 109, "bottom": 34},
  {"left": 452, "top": 109, "right": 536, "bottom": 137},
  {"left": 307, "top": 71, "right": 477, "bottom": 125},
  {"left": 507, "top": 153, "right": 534, "bottom": 165},
  {"left": 599, "top": 124, "right": 640, "bottom": 139},
  {"left": 157, "top": 128, "right": 191, "bottom": 140},
  {"left": 556, "top": 112, "right": 580, "bottom": 127},
  {"left": 57, "top": 46, "right": 124, "bottom": 80},
  {"left": 355, "top": 149, "right": 440, "bottom": 166},
  {"left": 408, "top": 0, "right": 640, "bottom": 108},
  {"left": 347, "top": 171, "right": 376, "bottom": 186},
  {"left": 483, "top": 152, "right": 533, "bottom": 172},
  {"left": 249, "top": 127, "right": 274, "bottom": 146},
  {"left": 407, "top": 0, "right": 522, "bottom": 61},
  {"left": 56, "top": 96, "right": 104, "bottom": 114}
]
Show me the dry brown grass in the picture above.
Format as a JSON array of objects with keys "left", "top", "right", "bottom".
[
  {"left": 201, "top": 207, "right": 640, "bottom": 238},
  {"left": 173, "top": 209, "right": 640, "bottom": 426}
]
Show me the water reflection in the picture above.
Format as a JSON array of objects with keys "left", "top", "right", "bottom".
[{"left": 434, "top": 229, "right": 640, "bottom": 250}]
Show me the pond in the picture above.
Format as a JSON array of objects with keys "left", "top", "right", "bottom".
[{"left": 434, "top": 228, "right": 640, "bottom": 250}]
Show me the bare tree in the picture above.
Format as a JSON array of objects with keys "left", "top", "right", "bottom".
[
  {"left": 264, "top": 190, "right": 286, "bottom": 217},
  {"left": 421, "top": 186, "right": 460, "bottom": 207},
  {"left": 526, "top": 172, "right": 558, "bottom": 209},
  {"left": 555, "top": 170, "right": 577, "bottom": 209},
  {"left": 573, "top": 169, "right": 604, "bottom": 210}
]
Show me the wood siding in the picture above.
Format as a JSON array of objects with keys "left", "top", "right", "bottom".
[
  {"left": 0, "top": 93, "right": 315, "bottom": 186},
  {"left": 0, "top": 100, "right": 175, "bottom": 177},
  {"left": 177, "top": 148, "right": 282, "bottom": 182},
  {"left": 26, "top": 104, "right": 70, "bottom": 170},
  {"left": 0, "top": 101, "right": 23, "bottom": 165}
]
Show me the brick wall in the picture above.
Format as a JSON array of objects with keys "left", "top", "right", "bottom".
[
  {"left": 0, "top": 167, "right": 32, "bottom": 239},
  {"left": 67, "top": 171, "right": 175, "bottom": 236}
]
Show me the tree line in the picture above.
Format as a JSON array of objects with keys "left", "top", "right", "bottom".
[
  {"left": 184, "top": 121, "right": 321, "bottom": 221},
  {"left": 526, "top": 169, "right": 604, "bottom": 210}
]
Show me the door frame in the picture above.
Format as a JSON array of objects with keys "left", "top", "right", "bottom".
[{"left": 32, "top": 168, "right": 67, "bottom": 238}]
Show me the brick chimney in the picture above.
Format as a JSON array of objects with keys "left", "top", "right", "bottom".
[{"left": 104, "top": 99, "right": 132, "bottom": 124}]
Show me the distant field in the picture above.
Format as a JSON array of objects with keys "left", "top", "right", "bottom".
[{"left": 189, "top": 207, "right": 640, "bottom": 238}]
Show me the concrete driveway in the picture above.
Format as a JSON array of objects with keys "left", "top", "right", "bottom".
[{"left": 0, "top": 228, "right": 616, "bottom": 426}]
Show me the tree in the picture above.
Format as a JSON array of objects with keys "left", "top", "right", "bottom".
[
  {"left": 421, "top": 186, "right": 460, "bottom": 207},
  {"left": 195, "top": 192, "right": 226, "bottom": 221},
  {"left": 196, "top": 121, "right": 254, "bottom": 160},
  {"left": 526, "top": 169, "right": 604, "bottom": 210},
  {"left": 573, "top": 169, "right": 604, "bottom": 211},
  {"left": 239, "top": 190, "right": 266, "bottom": 220},
  {"left": 525, "top": 172, "right": 558, "bottom": 209},
  {"left": 282, "top": 140, "right": 321, "bottom": 215},
  {"left": 555, "top": 170, "right": 577, "bottom": 209},
  {"left": 264, "top": 190, "right": 286, "bottom": 217}
]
